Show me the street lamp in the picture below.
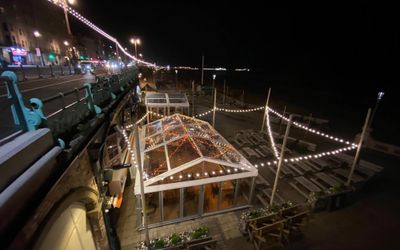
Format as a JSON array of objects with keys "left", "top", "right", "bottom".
[
  {"left": 63, "top": 41, "right": 69, "bottom": 46},
  {"left": 212, "top": 74, "right": 216, "bottom": 99},
  {"left": 175, "top": 69, "right": 178, "bottom": 89},
  {"left": 368, "top": 91, "right": 385, "bottom": 129},
  {"left": 130, "top": 38, "right": 140, "bottom": 58},
  {"left": 139, "top": 53, "right": 143, "bottom": 58},
  {"left": 33, "top": 30, "right": 45, "bottom": 66}
]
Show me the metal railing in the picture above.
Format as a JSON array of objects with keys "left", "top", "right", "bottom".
[
  {"left": 0, "top": 67, "right": 138, "bottom": 146},
  {"left": 0, "top": 65, "right": 76, "bottom": 82}
]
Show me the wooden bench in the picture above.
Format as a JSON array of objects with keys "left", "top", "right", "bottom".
[
  {"left": 261, "top": 188, "right": 284, "bottom": 204},
  {"left": 242, "top": 147, "right": 260, "bottom": 158},
  {"left": 288, "top": 164, "right": 304, "bottom": 176},
  {"left": 294, "top": 176, "right": 322, "bottom": 193},
  {"left": 296, "top": 162, "right": 315, "bottom": 173},
  {"left": 250, "top": 220, "right": 285, "bottom": 250},
  {"left": 333, "top": 168, "right": 364, "bottom": 183},
  {"left": 315, "top": 172, "right": 341, "bottom": 187},
  {"left": 186, "top": 238, "right": 217, "bottom": 250},
  {"left": 254, "top": 148, "right": 267, "bottom": 158}
]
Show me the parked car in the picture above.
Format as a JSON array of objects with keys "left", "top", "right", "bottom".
[{"left": 78, "top": 61, "right": 95, "bottom": 74}]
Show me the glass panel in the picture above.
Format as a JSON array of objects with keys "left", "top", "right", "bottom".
[
  {"left": 162, "top": 115, "right": 181, "bottom": 131},
  {"left": 145, "top": 192, "right": 161, "bottom": 224},
  {"left": 204, "top": 183, "right": 219, "bottom": 213},
  {"left": 145, "top": 133, "right": 164, "bottom": 150},
  {"left": 167, "top": 137, "right": 201, "bottom": 169},
  {"left": 220, "top": 180, "right": 235, "bottom": 209},
  {"left": 143, "top": 146, "right": 168, "bottom": 178},
  {"left": 184, "top": 186, "right": 199, "bottom": 217},
  {"left": 163, "top": 189, "right": 180, "bottom": 221},
  {"left": 236, "top": 178, "right": 251, "bottom": 206},
  {"left": 146, "top": 121, "right": 161, "bottom": 137},
  {"left": 164, "top": 125, "right": 185, "bottom": 142},
  {"left": 149, "top": 162, "right": 245, "bottom": 186},
  {"left": 195, "top": 137, "right": 225, "bottom": 161}
]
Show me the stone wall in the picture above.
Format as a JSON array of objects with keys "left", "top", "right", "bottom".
[{"left": 9, "top": 149, "right": 109, "bottom": 250}]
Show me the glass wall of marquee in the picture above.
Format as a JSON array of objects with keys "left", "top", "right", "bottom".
[
  {"left": 145, "top": 92, "right": 190, "bottom": 120},
  {"left": 134, "top": 114, "right": 257, "bottom": 226}
]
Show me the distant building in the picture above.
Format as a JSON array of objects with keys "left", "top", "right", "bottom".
[{"left": 0, "top": 0, "right": 102, "bottom": 66}]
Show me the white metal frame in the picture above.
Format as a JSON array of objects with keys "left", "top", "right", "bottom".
[{"left": 134, "top": 114, "right": 257, "bottom": 195}]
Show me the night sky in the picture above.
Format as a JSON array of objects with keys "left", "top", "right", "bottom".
[
  {"left": 74, "top": 3, "right": 399, "bottom": 81},
  {"left": 68, "top": 2, "right": 399, "bottom": 101}
]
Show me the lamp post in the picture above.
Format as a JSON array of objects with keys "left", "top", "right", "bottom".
[
  {"left": 33, "top": 30, "right": 45, "bottom": 66},
  {"left": 368, "top": 91, "right": 384, "bottom": 130},
  {"left": 175, "top": 69, "right": 178, "bottom": 89},
  {"left": 130, "top": 38, "right": 140, "bottom": 58},
  {"left": 63, "top": 0, "right": 73, "bottom": 35},
  {"left": 212, "top": 74, "right": 216, "bottom": 101}
]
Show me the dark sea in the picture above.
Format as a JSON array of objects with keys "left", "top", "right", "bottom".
[{"left": 172, "top": 69, "right": 399, "bottom": 146}]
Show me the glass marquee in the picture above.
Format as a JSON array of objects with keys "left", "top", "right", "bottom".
[{"left": 134, "top": 114, "right": 257, "bottom": 194}]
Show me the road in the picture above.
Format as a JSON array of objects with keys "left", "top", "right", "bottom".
[{"left": 0, "top": 70, "right": 107, "bottom": 140}]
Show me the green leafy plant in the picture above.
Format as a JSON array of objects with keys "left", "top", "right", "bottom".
[
  {"left": 170, "top": 233, "right": 182, "bottom": 245},
  {"left": 154, "top": 238, "right": 165, "bottom": 249},
  {"left": 191, "top": 226, "right": 209, "bottom": 239}
]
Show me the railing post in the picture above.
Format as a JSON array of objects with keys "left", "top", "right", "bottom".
[
  {"left": 84, "top": 83, "right": 102, "bottom": 114},
  {"left": 2, "top": 71, "right": 42, "bottom": 131},
  {"left": 30, "top": 98, "right": 47, "bottom": 121},
  {"left": 50, "top": 65, "right": 55, "bottom": 77},
  {"left": 37, "top": 65, "right": 42, "bottom": 78},
  {"left": 20, "top": 64, "right": 27, "bottom": 81},
  {"left": 119, "top": 74, "right": 127, "bottom": 91},
  {"left": 107, "top": 78, "right": 116, "bottom": 100}
]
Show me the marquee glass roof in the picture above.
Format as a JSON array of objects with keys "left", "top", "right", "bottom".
[{"left": 135, "top": 114, "right": 257, "bottom": 194}]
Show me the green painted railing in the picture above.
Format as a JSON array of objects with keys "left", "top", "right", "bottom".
[{"left": 0, "top": 66, "right": 138, "bottom": 147}]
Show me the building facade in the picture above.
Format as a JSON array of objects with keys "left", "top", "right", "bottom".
[{"left": 0, "top": 0, "right": 102, "bottom": 66}]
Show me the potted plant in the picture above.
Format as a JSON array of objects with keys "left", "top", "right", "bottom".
[
  {"left": 154, "top": 238, "right": 165, "bottom": 249},
  {"left": 169, "top": 233, "right": 182, "bottom": 246},
  {"left": 191, "top": 226, "right": 209, "bottom": 240}
]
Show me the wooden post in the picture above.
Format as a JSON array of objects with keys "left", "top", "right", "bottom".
[
  {"left": 279, "top": 106, "right": 286, "bottom": 135},
  {"left": 346, "top": 108, "right": 371, "bottom": 186},
  {"left": 212, "top": 88, "right": 217, "bottom": 127},
  {"left": 192, "top": 80, "right": 195, "bottom": 116},
  {"left": 223, "top": 80, "right": 226, "bottom": 104},
  {"left": 134, "top": 125, "right": 150, "bottom": 245},
  {"left": 270, "top": 115, "right": 293, "bottom": 205},
  {"left": 261, "top": 88, "right": 271, "bottom": 131}
]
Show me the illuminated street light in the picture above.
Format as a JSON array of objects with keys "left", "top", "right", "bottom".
[
  {"left": 67, "top": 0, "right": 75, "bottom": 4},
  {"left": 130, "top": 38, "right": 141, "bottom": 58},
  {"left": 369, "top": 91, "right": 385, "bottom": 129},
  {"left": 139, "top": 53, "right": 143, "bottom": 58},
  {"left": 33, "top": 30, "right": 44, "bottom": 66},
  {"left": 63, "top": 40, "right": 69, "bottom": 46},
  {"left": 33, "top": 30, "right": 41, "bottom": 37}
]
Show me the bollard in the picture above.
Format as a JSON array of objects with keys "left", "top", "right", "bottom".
[
  {"left": 2, "top": 71, "right": 42, "bottom": 131},
  {"left": 37, "top": 65, "right": 42, "bottom": 78},
  {"left": 20, "top": 64, "right": 27, "bottom": 81},
  {"left": 69, "top": 63, "right": 72, "bottom": 75},
  {"left": 60, "top": 65, "right": 64, "bottom": 76},
  {"left": 84, "top": 83, "right": 102, "bottom": 114},
  {"left": 50, "top": 65, "right": 55, "bottom": 77}
]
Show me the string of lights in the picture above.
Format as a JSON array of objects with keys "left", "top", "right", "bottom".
[
  {"left": 265, "top": 106, "right": 280, "bottom": 159},
  {"left": 267, "top": 107, "right": 357, "bottom": 147},
  {"left": 121, "top": 129, "right": 137, "bottom": 168},
  {"left": 124, "top": 112, "right": 149, "bottom": 129},
  {"left": 47, "top": 0, "right": 156, "bottom": 67},
  {"left": 193, "top": 109, "right": 214, "bottom": 118},
  {"left": 253, "top": 145, "right": 357, "bottom": 169},
  {"left": 215, "top": 106, "right": 264, "bottom": 113}
]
